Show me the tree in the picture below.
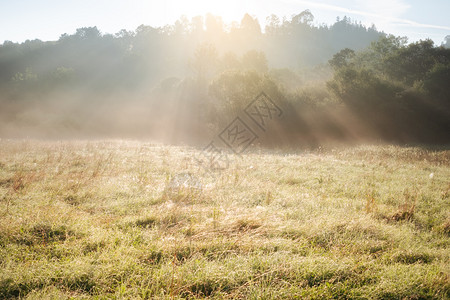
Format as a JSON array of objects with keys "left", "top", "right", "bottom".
[
  {"left": 369, "top": 34, "right": 407, "bottom": 56},
  {"left": 240, "top": 14, "right": 261, "bottom": 35},
  {"left": 75, "top": 27, "right": 101, "bottom": 39},
  {"left": 205, "top": 14, "right": 224, "bottom": 35},
  {"left": 423, "top": 63, "right": 450, "bottom": 107},
  {"left": 329, "top": 48, "right": 355, "bottom": 69},
  {"left": 384, "top": 39, "right": 437, "bottom": 85},
  {"left": 444, "top": 35, "right": 450, "bottom": 48},
  {"left": 265, "top": 14, "right": 281, "bottom": 35},
  {"left": 190, "top": 16, "right": 204, "bottom": 37},
  {"left": 173, "top": 16, "right": 189, "bottom": 36},
  {"left": 209, "top": 70, "right": 273, "bottom": 120},
  {"left": 292, "top": 10, "right": 314, "bottom": 26}
]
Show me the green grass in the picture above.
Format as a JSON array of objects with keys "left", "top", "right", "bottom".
[{"left": 0, "top": 140, "right": 449, "bottom": 299}]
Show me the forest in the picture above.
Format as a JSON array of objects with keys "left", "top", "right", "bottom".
[{"left": 0, "top": 11, "right": 449, "bottom": 146}]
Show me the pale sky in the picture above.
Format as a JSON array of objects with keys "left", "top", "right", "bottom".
[{"left": 1, "top": 0, "right": 449, "bottom": 44}]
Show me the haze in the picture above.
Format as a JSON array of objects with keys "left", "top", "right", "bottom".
[{"left": 0, "top": 1, "right": 449, "bottom": 147}]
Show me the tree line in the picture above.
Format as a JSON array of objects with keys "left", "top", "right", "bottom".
[{"left": 0, "top": 11, "right": 449, "bottom": 145}]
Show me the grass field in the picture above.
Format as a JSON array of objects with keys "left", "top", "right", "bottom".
[{"left": 0, "top": 140, "right": 449, "bottom": 299}]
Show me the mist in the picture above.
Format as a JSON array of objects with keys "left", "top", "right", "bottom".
[{"left": 1, "top": 12, "right": 449, "bottom": 147}]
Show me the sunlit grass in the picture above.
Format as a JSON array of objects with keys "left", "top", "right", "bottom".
[{"left": 0, "top": 140, "right": 449, "bottom": 298}]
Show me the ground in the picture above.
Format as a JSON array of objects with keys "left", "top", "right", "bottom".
[{"left": 0, "top": 140, "right": 449, "bottom": 299}]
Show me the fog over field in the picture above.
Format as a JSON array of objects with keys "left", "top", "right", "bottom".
[
  {"left": 1, "top": 11, "right": 449, "bottom": 146},
  {"left": 1, "top": 2, "right": 449, "bottom": 299}
]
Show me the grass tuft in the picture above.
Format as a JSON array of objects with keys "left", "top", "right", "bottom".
[{"left": 391, "top": 251, "right": 434, "bottom": 264}]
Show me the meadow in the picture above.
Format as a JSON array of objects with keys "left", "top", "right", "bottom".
[{"left": 0, "top": 139, "right": 449, "bottom": 299}]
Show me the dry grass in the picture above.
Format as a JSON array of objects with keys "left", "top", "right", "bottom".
[{"left": 0, "top": 139, "right": 449, "bottom": 299}]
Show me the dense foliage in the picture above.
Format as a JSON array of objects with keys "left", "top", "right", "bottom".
[{"left": 328, "top": 37, "right": 450, "bottom": 143}]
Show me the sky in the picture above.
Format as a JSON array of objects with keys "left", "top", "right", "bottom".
[{"left": 0, "top": 0, "right": 449, "bottom": 45}]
